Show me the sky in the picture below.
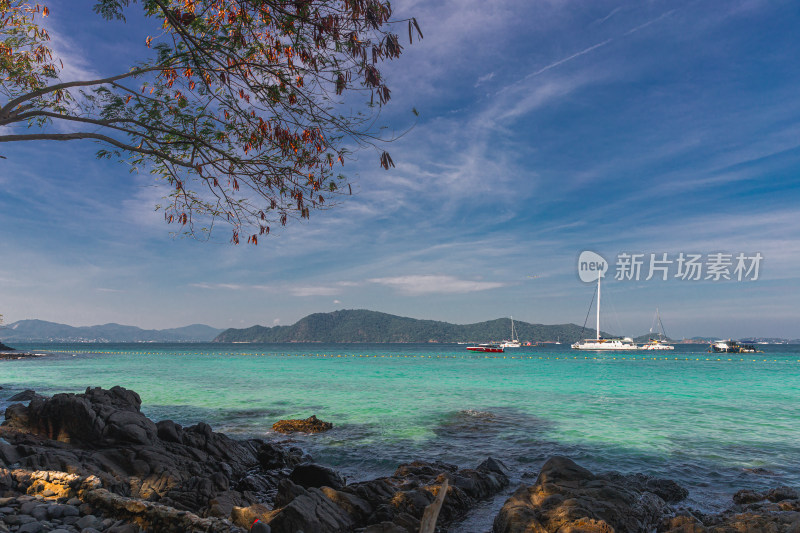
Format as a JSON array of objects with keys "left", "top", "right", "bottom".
[{"left": 1, "top": 0, "right": 799, "bottom": 339}]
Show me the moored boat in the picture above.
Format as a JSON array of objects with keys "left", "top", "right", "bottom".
[
  {"left": 572, "top": 269, "right": 637, "bottom": 351},
  {"left": 710, "top": 340, "right": 760, "bottom": 353},
  {"left": 639, "top": 309, "right": 674, "bottom": 350},
  {"left": 572, "top": 337, "right": 638, "bottom": 350},
  {"left": 499, "top": 316, "right": 522, "bottom": 348},
  {"left": 466, "top": 344, "right": 505, "bottom": 353}
]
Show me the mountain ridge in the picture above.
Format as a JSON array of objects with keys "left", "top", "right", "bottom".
[
  {"left": 214, "top": 309, "right": 611, "bottom": 344},
  {"left": 0, "top": 320, "right": 224, "bottom": 342}
]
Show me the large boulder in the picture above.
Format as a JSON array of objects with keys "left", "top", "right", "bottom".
[
  {"left": 3, "top": 386, "right": 156, "bottom": 446},
  {"left": 289, "top": 463, "right": 345, "bottom": 490},
  {"left": 493, "top": 456, "right": 678, "bottom": 533}
]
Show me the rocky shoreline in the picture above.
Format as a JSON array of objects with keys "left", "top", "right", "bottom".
[
  {"left": 1, "top": 386, "right": 798, "bottom": 532},
  {"left": 0, "top": 344, "right": 45, "bottom": 361}
]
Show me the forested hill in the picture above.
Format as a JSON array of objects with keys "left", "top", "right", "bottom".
[{"left": 213, "top": 309, "right": 601, "bottom": 344}]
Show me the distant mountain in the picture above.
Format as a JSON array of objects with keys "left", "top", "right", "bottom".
[
  {"left": 0, "top": 320, "right": 224, "bottom": 342},
  {"left": 214, "top": 309, "right": 609, "bottom": 344}
]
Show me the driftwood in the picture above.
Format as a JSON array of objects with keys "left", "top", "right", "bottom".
[{"left": 419, "top": 478, "right": 448, "bottom": 533}]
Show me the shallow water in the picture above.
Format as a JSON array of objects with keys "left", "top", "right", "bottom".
[{"left": 2, "top": 342, "right": 798, "bottom": 529}]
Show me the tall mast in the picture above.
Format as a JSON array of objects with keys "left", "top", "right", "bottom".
[{"left": 596, "top": 275, "right": 601, "bottom": 340}]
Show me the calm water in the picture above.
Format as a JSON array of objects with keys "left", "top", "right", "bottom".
[{"left": 2, "top": 343, "right": 799, "bottom": 527}]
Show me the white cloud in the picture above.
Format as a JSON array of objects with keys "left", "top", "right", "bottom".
[
  {"left": 368, "top": 275, "right": 506, "bottom": 295},
  {"left": 289, "top": 286, "right": 343, "bottom": 297},
  {"left": 475, "top": 72, "right": 495, "bottom": 87}
]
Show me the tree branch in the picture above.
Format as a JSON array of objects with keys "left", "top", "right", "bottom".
[
  {"left": 0, "top": 66, "right": 170, "bottom": 119},
  {"left": 0, "top": 132, "right": 194, "bottom": 167}
]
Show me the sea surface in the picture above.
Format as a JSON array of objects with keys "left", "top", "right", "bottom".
[{"left": 2, "top": 342, "right": 799, "bottom": 531}]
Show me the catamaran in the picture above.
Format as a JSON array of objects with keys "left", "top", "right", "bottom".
[
  {"left": 571, "top": 273, "right": 637, "bottom": 350},
  {"left": 639, "top": 308, "right": 674, "bottom": 350},
  {"left": 499, "top": 316, "right": 521, "bottom": 348}
]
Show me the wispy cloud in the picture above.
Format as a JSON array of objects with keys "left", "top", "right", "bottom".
[
  {"left": 190, "top": 281, "right": 359, "bottom": 297},
  {"left": 368, "top": 275, "right": 506, "bottom": 295},
  {"left": 289, "top": 286, "right": 344, "bottom": 297},
  {"left": 475, "top": 72, "right": 495, "bottom": 87},
  {"left": 522, "top": 39, "right": 612, "bottom": 81}
]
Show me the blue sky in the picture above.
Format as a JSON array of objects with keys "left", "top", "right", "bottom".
[{"left": 1, "top": 0, "right": 799, "bottom": 338}]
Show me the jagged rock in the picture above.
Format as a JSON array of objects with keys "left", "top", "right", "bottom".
[
  {"left": 493, "top": 456, "right": 676, "bottom": 533},
  {"left": 766, "top": 486, "right": 798, "bottom": 502},
  {"left": 7, "top": 390, "right": 42, "bottom": 402},
  {"left": 268, "top": 483, "right": 357, "bottom": 533},
  {"left": 0, "top": 386, "right": 299, "bottom": 519},
  {"left": 343, "top": 459, "right": 508, "bottom": 530},
  {"left": 272, "top": 415, "right": 333, "bottom": 434},
  {"left": 733, "top": 488, "right": 765, "bottom": 504},
  {"left": 290, "top": 462, "right": 345, "bottom": 489},
  {"left": 2, "top": 387, "right": 509, "bottom": 533},
  {"left": 605, "top": 470, "right": 689, "bottom": 503}
]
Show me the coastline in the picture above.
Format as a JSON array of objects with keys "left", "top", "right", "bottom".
[{"left": 1, "top": 386, "right": 798, "bottom": 532}]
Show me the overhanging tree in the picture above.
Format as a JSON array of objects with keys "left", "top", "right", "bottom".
[{"left": 0, "top": 0, "right": 421, "bottom": 243}]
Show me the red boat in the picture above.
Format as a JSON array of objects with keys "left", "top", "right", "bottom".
[{"left": 466, "top": 344, "right": 505, "bottom": 353}]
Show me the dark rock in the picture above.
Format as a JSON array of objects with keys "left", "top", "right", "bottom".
[
  {"left": 7, "top": 390, "right": 41, "bottom": 402},
  {"left": 155, "top": 420, "right": 183, "bottom": 443},
  {"left": 477, "top": 456, "right": 508, "bottom": 475},
  {"left": 0, "top": 386, "right": 300, "bottom": 522},
  {"left": 605, "top": 471, "right": 689, "bottom": 503},
  {"left": 493, "top": 456, "right": 672, "bottom": 533},
  {"left": 256, "top": 442, "right": 301, "bottom": 470},
  {"left": 274, "top": 478, "right": 310, "bottom": 508},
  {"left": 272, "top": 415, "right": 333, "bottom": 434},
  {"left": 733, "top": 488, "right": 765, "bottom": 504},
  {"left": 1, "top": 387, "right": 511, "bottom": 533},
  {"left": 268, "top": 486, "right": 356, "bottom": 533},
  {"left": 289, "top": 462, "right": 345, "bottom": 490},
  {"left": 342, "top": 459, "right": 508, "bottom": 530},
  {"left": 0, "top": 440, "right": 20, "bottom": 466},
  {"left": 320, "top": 486, "right": 373, "bottom": 522},
  {"left": 766, "top": 486, "right": 798, "bottom": 502},
  {"left": 16, "top": 522, "right": 44, "bottom": 533}
]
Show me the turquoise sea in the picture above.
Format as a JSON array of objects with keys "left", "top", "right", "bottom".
[{"left": 2, "top": 343, "right": 799, "bottom": 528}]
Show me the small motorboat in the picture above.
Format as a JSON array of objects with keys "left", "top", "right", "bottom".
[{"left": 466, "top": 344, "right": 505, "bottom": 353}]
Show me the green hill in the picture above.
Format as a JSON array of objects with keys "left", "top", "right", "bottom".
[{"left": 213, "top": 309, "right": 608, "bottom": 344}]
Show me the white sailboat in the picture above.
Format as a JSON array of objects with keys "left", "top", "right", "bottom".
[
  {"left": 499, "top": 316, "right": 522, "bottom": 348},
  {"left": 571, "top": 274, "right": 637, "bottom": 350},
  {"left": 639, "top": 308, "right": 674, "bottom": 350}
]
